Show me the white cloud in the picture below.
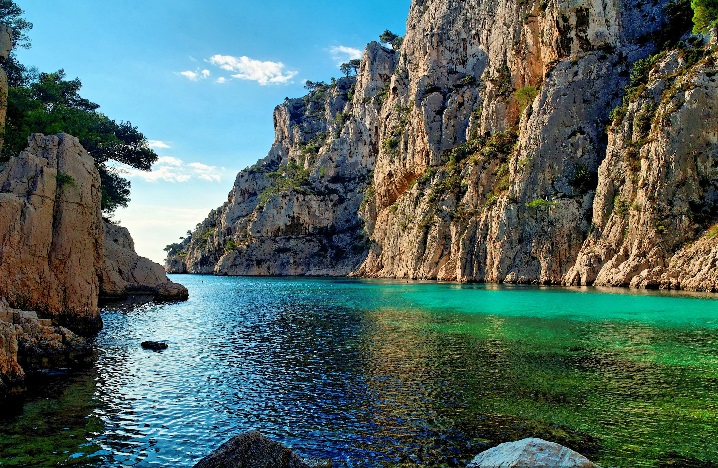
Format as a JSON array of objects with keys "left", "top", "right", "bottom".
[
  {"left": 116, "top": 157, "right": 224, "bottom": 183},
  {"left": 188, "top": 162, "right": 223, "bottom": 182},
  {"left": 179, "top": 68, "right": 212, "bottom": 82},
  {"left": 148, "top": 140, "right": 171, "bottom": 149},
  {"left": 329, "top": 45, "right": 363, "bottom": 66},
  {"left": 179, "top": 70, "right": 200, "bottom": 81},
  {"left": 216, "top": 77, "right": 226, "bottom": 84},
  {"left": 157, "top": 156, "right": 182, "bottom": 166},
  {"left": 209, "top": 54, "right": 297, "bottom": 85}
]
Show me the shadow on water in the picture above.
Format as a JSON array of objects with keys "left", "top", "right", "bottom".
[{"left": 2, "top": 275, "right": 718, "bottom": 467}]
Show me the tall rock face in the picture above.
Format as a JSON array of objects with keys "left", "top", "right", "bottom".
[
  {"left": 169, "top": 0, "right": 718, "bottom": 292},
  {"left": 356, "top": 0, "right": 672, "bottom": 283},
  {"left": 0, "top": 133, "right": 189, "bottom": 396},
  {"left": 567, "top": 46, "right": 718, "bottom": 290},
  {"left": 0, "top": 133, "right": 103, "bottom": 335},
  {"left": 166, "top": 74, "right": 378, "bottom": 276}
]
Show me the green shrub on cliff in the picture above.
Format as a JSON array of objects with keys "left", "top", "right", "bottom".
[
  {"left": 2, "top": 71, "right": 157, "bottom": 214},
  {"left": 1, "top": 2, "right": 157, "bottom": 215},
  {"left": 692, "top": 0, "right": 718, "bottom": 32},
  {"left": 516, "top": 85, "right": 539, "bottom": 113}
]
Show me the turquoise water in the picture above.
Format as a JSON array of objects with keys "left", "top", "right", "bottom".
[{"left": 1, "top": 276, "right": 718, "bottom": 466}]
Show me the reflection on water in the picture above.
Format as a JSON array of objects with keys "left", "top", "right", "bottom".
[{"left": 1, "top": 276, "right": 718, "bottom": 467}]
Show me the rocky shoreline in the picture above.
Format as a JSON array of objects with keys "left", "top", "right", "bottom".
[{"left": 0, "top": 134, "right": 188, "bottom": 396}]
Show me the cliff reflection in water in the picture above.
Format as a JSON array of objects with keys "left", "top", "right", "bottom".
[{"left": 1, "top": 275, "right": 718, "bottom": 467}]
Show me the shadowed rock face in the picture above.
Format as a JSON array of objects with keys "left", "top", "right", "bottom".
[
  {"left": 567, "top": 47, "right": 718, "bottom": 291},
  {"left": 0, "top": 300, "right": 94, "bottom": 398},
  {"left": 193, "top": 431, "right": 310, "bottom": 468},
  {"left": 467, "top": 438, "right": 598, "bottom": 468},
  {"left": 0, "top": 133, "right": 104, "bottom": 336}
]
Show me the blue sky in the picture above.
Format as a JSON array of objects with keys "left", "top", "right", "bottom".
[{"left": 15, "top": 0, "right": 411, "bottom": 263}]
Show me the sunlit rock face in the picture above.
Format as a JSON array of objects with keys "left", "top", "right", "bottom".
[
  {"left": 169, "top": 0, "right": 718, "bottom": 292},
  {"left": 0, "top": 133, "right": 191, "bottom": 395},
  {"left": 0, "top": 133, "right": 103, "bottom": 335}
]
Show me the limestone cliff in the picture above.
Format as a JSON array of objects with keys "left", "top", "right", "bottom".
[
  {"left": 567, "top": 44, "right": 718, "bottom": 291},
  {"left": 168, "top": 0, "right": 718, "bottom": 292},
  {"left": 0, "top": 133, "right": 104, "bottom": 334},
  {"left": 166, "top": 74, "right": 375, "bottom": 276}
]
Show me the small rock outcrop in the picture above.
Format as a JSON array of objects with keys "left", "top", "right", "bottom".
[
  {"left": 101, "top": 221, "right": 188, "bottom": 301},
  {"left": 467, "top": 438, "right": 598, "bottom": 468},
  {"left": 193, "top": 431, "right": 310, "bottom": 468},
  {"left": 0, "top": 299, "right": 94, "bottom": 397},
  {"left": 0, "top": 133, "right": 104, "bottom": 335}
]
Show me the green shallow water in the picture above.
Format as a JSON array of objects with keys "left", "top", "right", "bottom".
[{"left": 1, "top": 277, "right": 718, "bottom": 466}]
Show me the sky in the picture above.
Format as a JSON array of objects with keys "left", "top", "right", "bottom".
[{"left": 14, "top": 0, "right": 411, "bottom": 264}]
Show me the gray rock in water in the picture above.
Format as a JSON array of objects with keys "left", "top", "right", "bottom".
[
  {"left": 194, "top": 431, "right": 310, "bottom": 468},
  {"left": 467, "top": 438, "right": 598, "bottom": 468},
  {"left": 140, "top": 341, "right": 168, "bottom": 351}
]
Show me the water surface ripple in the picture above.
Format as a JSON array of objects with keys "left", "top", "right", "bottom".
[{"left": 2, "top": 276, "right": 718, "bottom": 467}]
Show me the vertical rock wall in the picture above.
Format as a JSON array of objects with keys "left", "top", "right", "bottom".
[{"left": 0, "top": 134, "right": 103, "bottom": 335}]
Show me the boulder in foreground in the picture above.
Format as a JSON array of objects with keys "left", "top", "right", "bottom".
[
  {"left": 194, "top": 431, "right": 310, "bottom": 468},
  {"left": 467, "top": 438, "right": 598, "bottom": 468}
]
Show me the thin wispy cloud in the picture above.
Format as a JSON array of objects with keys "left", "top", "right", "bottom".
[
  {"left": 157, "top": 156, "right": 182, "bottom": 166},
  {"left": 148, "top": 140, "right": 171, "bottom": 149},
  {"left": 209, "top": 54, "right": 297, "bottom": 85},
  {"left": 188, "top": 162, "right": 223, "bottom": 182},
  {"left": 329, "top": 45, "right": 362, "bottom": 66},
  {"left": 216, "top": 77, "right": 226, "bottom": 84},
  {"left": 116, "top": 157, "right": 225, "bottom": 183},
  {"left": 178, "top": 68, "right": 211, "bottom": 81}
]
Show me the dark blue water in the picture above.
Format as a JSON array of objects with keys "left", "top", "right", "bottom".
[{"left": 2, "top": 275, "right": 718, "bottom": 467}]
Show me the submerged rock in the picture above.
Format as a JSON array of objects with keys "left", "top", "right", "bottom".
[
  {"left": 141, "top": 341, "right": 168, "bottom": 351},
  {"left": 467, "top": 438, "right": 598, "bottom": 468},
  {"left": 194, "top": 431, "right": 310, "bottom": 468}
]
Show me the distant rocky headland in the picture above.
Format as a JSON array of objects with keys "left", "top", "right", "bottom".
[
  {"left": 0, "top": 23, "right": 187, "bottom": 397},
  {"left": 166, "top": 0, "right": 718, "bottom": 293}
]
